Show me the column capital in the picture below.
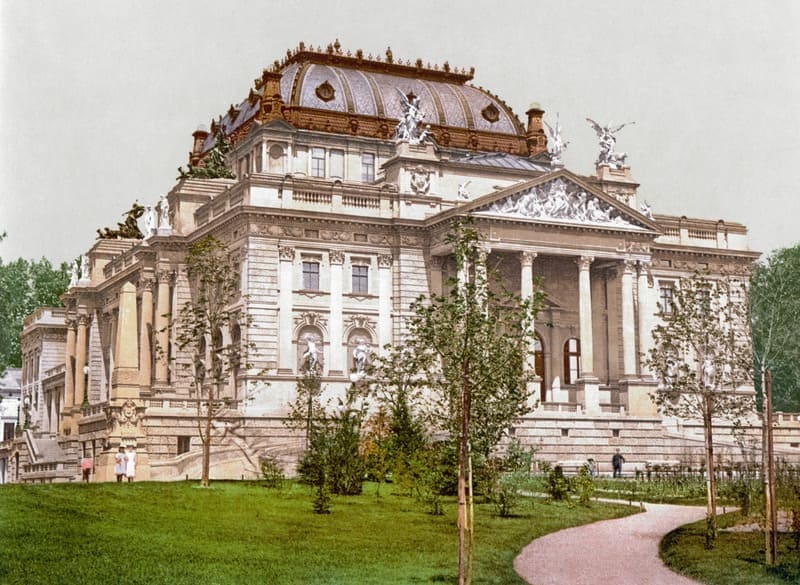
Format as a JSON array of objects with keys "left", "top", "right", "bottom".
[
  {"left": 156, "top": 270, "right": 176, "bottom": 284},
  {"left": 520, "top": 251, "right": 538, "bottom": 268},
  {"left": 278, "top": 245, "right": 295, "bottom": 262},
  {"left": 377, "top": 254, "right": 393, "bottom": 268},
  {"left": 65, "top": 317, "right": 77, "bottom": 329},
  {"left": 138, "top": 277, "right": 156, "bottom": 293},
  {"left": 76, "top": 314, "right": 90, "bottom": 327},
  {"left": 329, "top": 249, "right": 345, "bottom": 265},
  {"left": 576, "top": 255, "right": 594, "bottom": 270},
  {"left": 622, "top": 259, "right": 636, "bottom": 274},
  {"left": 429, "top": 255, "right": 444, "bottom": 270}
]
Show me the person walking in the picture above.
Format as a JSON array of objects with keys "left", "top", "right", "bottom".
[
  {"left": 114, "top": 446, "right": 126, "bottom": 483},
  {"left": 124, "top": 446, "right": 137, "bottom": 483},
  {"left": 612, "top": 449, "right": 625, "bottom": 478},
  {"left": 81, "top": 456, "right": 93, "bottom": 482}
]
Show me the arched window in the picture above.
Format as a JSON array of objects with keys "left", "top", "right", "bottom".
[
  {"left": 534, "top": 334, "right": 545, "bottom": 402},
  {"left": 563, "top": 338, "right": 581, "bottom": 385}
]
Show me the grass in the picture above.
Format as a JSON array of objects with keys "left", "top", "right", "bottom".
[
  {"left": 0, "top": 480, "right": 635, "bottom": 584},
  {"left": 660, "top": 512, "right": 800, "bottom": 584}
]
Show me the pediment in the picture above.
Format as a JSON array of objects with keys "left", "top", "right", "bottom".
[{"left": 471, "top": 173, "right": 655, "bottom": 232}]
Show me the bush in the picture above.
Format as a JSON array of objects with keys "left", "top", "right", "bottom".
[
  {"left": 574, "top": 465, "right": 595, "bottom": 505},
  {"left": 260, "top": 456, "right": 285, "bottom": 489},
  {"left": 489, "top": 471, "right": 530, "bottom": 517},
  {"left": 546, "top": 466, "right": 570, "bottom": 501}
]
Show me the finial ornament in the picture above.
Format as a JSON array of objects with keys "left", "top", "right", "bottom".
[
  {"left": 586, "top": 118, "right": 635, "bottom": 169},
  {"left": 544, "top": 113, "right": 569, "bottom": 168}
]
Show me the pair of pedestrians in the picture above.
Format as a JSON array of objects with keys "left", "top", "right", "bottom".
[{"left": 114, "top": 446, "right": 137, "bottom": 482}]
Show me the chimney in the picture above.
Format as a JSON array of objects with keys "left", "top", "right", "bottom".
[
  {"left": 190, "top": 125, "right": 209, "bottom": 165},
  {"left": 259, "top": 70, "right": 285, "bottom": 122},
  {"left": 525, "top": 105, "right": 547, "bottom": 156}
]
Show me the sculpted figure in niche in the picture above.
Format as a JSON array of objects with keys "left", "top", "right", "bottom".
[
  {"left": 702, "top": 356, "right": 716, "bottom": 390},
  {"left": 353, "top": 339, "right": 369, "bottom": 374},
  {"left": 301, "top": 334, "right": 322, "bottom": 372}
]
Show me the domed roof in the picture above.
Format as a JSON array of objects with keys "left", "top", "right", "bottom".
[{"left": 195, "top": 42, "right": 544, "bottom": 160}]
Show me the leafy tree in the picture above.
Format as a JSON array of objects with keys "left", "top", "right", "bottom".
[
  {"left": 647, "top": 273, "right": 754, "bottom": 548},
  {"left": 750, "top": 244, "right": 800, "bottom": 412},
  {"left": 371, "top": 219, "right": 542, "bottom": 585},
  {"left": 0, "top": 252, "right": 70, "bottom": 375},
  {"left": 171, "top": 236, "right": 250, "bottom": 487}
]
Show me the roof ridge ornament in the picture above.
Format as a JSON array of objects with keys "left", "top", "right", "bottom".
[
  {"left": 394, "top": 89, "right": 433, "bottom": 145},
  {"left": 544, "top": 113, "right": 569, "bottom": 168},
  {"left": 586, "top": 118, "right": 635, "bottom": 170}
]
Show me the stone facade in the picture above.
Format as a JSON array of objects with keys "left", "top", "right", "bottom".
[{"left": 7, "top": 44, "right": 800, "bottom": 483}]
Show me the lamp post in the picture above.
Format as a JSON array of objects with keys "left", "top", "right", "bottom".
[{"left": 81, "top": 365, "right": 90, "bottom": 409}]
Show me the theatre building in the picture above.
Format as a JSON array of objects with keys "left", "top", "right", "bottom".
[{"left": 8, "top": 42, "right": 799, "bottom": 482}]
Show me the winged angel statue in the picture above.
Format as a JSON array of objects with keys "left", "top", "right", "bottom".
[
  {"left": 395, "top": 89, "right": 432, "bottom": 144},
  {"left": 586, "top": 118, "right": 634, "bottom": 169},
  {"left": 544, "top": 114, "right": 569, "bottom": 167}
]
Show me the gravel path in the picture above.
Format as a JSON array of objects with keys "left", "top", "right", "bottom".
[{"left": 514, "top": 501, "right": 708, "bottom": 584}]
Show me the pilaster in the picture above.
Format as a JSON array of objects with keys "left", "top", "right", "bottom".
[
  {"left": 278, "top": 245, "right": 295, "bottom": 372},
  {"left": 621, "top": 259, "right": 637, "bottom": 379},
  {"left": 377, "top": 254, "right": 393, "bottom": 352},
  {"left": 328, "top": 249, "right": 344, "bottom": 375}
]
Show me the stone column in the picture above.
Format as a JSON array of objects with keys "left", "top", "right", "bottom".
[
  {"left": 520, "top": 251, "right": 540, "bottom": 409},
  {"left": 577, "top": 256, "right": 595, "bottom": 377},
  {"left": 329, "top": 250, "right": 344, "bottom": 375},
  {"left": 278, "top": 246, "right": 295, "bottom": 372},
  {"left": 260, "top": 140, "right": 267, "bottom": 173},
  {"left": 621, "top": 260, "right": 637, "bottom": 378},
  {"left": 64, "top": 319, "right": 76, "bottom": 408},
  {"left": 154, "top": 271, "right": 171, "bottom": 385},
  {"left": 74, "top": 314, "right": 89, "bottom": 408},
  {"left": 377, "top": 254, "right": 393, "bottom": 352},
  {"left": 577, "top": 256, "right": 599, "bottom": 414},
  {"left": 138, "top": 278, "right": 154, "bottom": 388},
  {"left": 112, "top": 281, "right": 140, "bottom": 399},
  {"left": 637, "top": 261, "right": 654, "bottom": 377}
]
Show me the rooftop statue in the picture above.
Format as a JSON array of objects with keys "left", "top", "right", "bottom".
[
  {"left": 586, "top": 118, "right": 634, "bottom": 169},
  {"left": 96, "top": 201, "right": 145, "bottom": 240},
  {"left": 178, "top": 130, "right": 235, "bottom": 180},
  {"left": 544, "top": 114, "right": 569, "bottom": 167},
  {"left": 69, "top": 260, "right": 79, "bottom": 288},
  {"left": 395, "top": 89, "right": 431, "bottom": 145}
]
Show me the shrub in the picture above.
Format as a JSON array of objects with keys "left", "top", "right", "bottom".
[
  {"left": 260, "top": 456, "right": 285, "bottom": 489},
  {"left": 546, "top": 465, "right": 570, "bottom": 501},
  {"left": 574, "top": 465, "right": 595, "bottom": 506}
]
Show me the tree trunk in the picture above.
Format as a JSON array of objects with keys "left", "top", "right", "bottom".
[
  {"left": 764, "top": 368, "right": 778, "bottom": 564},
  {"left": 202, "top": 383, "right": 213, "bottom": 487},
  {"left": 703, "top": 393, "right": 717, "bottom": 548},
  {"left": 458, "top": 362, "right": 471, "bottom": 585},
  {"left": 466, "top": 450, "right": 474, "bottom": 585}
]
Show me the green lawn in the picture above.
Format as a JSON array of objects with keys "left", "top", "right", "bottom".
[
  {"left": 0, "top": 481, "right": 635, "bottom": 584},
  {"left": 660, "top": 512, "right": 800, "bottom": 585}
]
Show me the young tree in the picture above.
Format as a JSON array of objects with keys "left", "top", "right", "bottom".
[
  {"left": 749, "top": 243, "right": 800, "bottom": 564},
  {"left": 172, "top": 236, "right": 249, "bottom": 487},
  {"left": 750, "top": 244, "right": 800, "bottom": 411},
  {"left": 372, "top": 219, "right": 542, "bottom": 585},
  {"left": 647, "top": 273, "right": 754, "bottom": 548},
  {"left": 0, "top": 254, "right": 70, "bottom": 374}
]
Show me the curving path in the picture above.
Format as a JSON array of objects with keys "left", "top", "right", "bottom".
[{"left": 514, "top": 501, "right": 707, "bottom": 585}]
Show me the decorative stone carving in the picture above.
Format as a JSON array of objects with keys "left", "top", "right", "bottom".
[
  {"left": 69, "top": 261, "right": 79, "bottom": 288},
  {"left": 368, "top": 233, "right": 391, "bottom": 245},
  {"left": 409, "top": 166, "right": 431, "bottom": 195},
  {"left": 315, "top": 80, "right": 335, "bottom": 102},
  {"left": 138, "top": 277, "right": 155, "bottom": 293},
  {"left": 477, "top": 178, "right": 646, "bottom": 229},
  {"left": 377, "top": 254, "right": 393, "bottom": 268},
  {"left": 544, "top": 114, "right": 569, "bottom": 167},
  {"left": 329, "top": 250, "right": 345, "bottom": 265},
  {"left": 639, "top": 200, "right": 654, "bottom": 219},
  {"left": 294, "top": 312, "right": 327, "bottom": 332},
  {"left": 278, "top": 246, "right": 295, "bottom": 261},
  {"left": 105, "top": 399, "right": 144, "bottom": 434},
  {"left": 457, "top": 181, "right": 471, "bottom": 199},
  {"left": 520, "top": 251, "right": 538, "bottom": 267},
  {"left": 300, "top": 332, "right": 323, "bottom": 373},
  {"left": 395, "top": 90, "right": 431, "bottom": 144},
  {"left": 586, "top": 118, "right": 634, "bottom": 169},
  {"left": 401, "top": 235, "right": 420, "bottom": 246},
  {"left": 481, "top": 103, "right": 500, "bottom": 123},
  {"left": 577, "top": 256, "right": 594, "bottom": 271},
  {"left": 144, "top": 205, "right": 157, "bottom": 237},
  {"left": 79, "top": 255, "right": 90, "bottom": 283},
  {"left": 158, "top": 195, "right": 172, "bottom": 234}
]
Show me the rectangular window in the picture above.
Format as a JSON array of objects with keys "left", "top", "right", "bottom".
[
  {"left": 311, "top": 147, "right": 326, "bottom": 178},
  {"left": 177, "top": 436, "right": 191, "bottom": 455},
  {"left": 352, "top": 264, "right": 369, "bottom": 294},
  {"left": 659, "top": 283, "right": 674, "bottom": 314},
  {"left": 361, "top": 152, "right": 375, "bottom": 182},
  {"left": 302, "top": 261, "right": 320, "bottom": 290},
  {"left": 330, "top": 149, "right": 344, "bottom": 179},
  {"left": 3, "top": 422, "right": 15, "bottom": 441}
]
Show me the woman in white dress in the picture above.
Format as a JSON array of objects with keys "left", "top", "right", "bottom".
[
  {"left": 125, "top": 447, "right": 137, "bottom": 482},
  {"left": 114, "top": 446, "right": 126, "bottom": 483}
]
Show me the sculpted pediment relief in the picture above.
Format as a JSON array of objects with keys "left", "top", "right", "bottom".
[{"left": 473, "top": 177, "right": 649, "bottom": 231}]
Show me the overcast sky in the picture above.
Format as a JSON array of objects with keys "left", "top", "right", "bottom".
[{"left": 1, "top": 0, "right": 798, "bottom": 264}]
